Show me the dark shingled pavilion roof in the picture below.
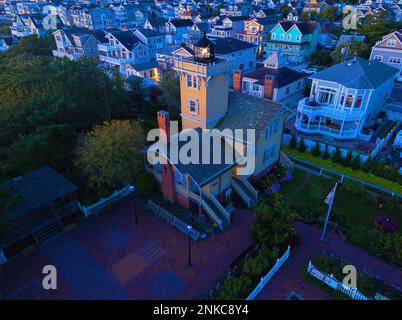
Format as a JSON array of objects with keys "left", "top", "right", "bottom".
[{"left": 2, "top": 166, "right": 77, "bottom": 218}]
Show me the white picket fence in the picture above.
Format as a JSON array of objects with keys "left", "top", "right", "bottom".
[
  {"left": 0, "top": 249, "right": 7, "bottom": 265},
  {"left": 307, "top": 261, "right": 370, "bottom": 300},
  {"left": 246, "top": 246, "right": 291, "bottom": 300},
  {"left": 79, "top": 185, "right": 134, "bottom": 218},
  {"left": 146, "top": 200, "right": 203, "bottom": 241}
]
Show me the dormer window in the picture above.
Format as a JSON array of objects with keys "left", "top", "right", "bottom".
[{"left": 272, "top": 33, "right": 276, "bottom": 39}]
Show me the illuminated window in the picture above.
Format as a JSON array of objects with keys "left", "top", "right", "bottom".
[
  {"left": 345, "top": 94, "right": 354, "bottom": 108},
  {"left": 355, "top": 95, "right": 363, "bottom": 108}
]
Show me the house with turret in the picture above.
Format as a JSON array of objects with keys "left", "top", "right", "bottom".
[{"left": 144, "top": 34, "right": 289, "bottom": 231}]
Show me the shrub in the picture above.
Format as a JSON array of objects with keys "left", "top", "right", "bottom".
[
  {"left": 322, "top": 144, "right": 330, "bottom": 160},
  {"left": 351, "top": 154, "right": 361, "bottom": 170},
  {"left": 362, "top": 156, "right": 372, "bottom": 173},
  {"left": 289, "top": 135, "right": 297, "bottom": 149},
  {"left": 135, "top": 172, "right": 157, "bottom": 196},
  {"left": 217, "top": 274, "right": 252, "bottom": 300},
  {"left": 311, "top": 141, "right": 321, "bottom": 157},
  {"left": 332, "top": 146, "right": 342, "bottom": 164},
  {"left": 343, "top": 150, "right": 353, "bottom": 167},
  {"left": 298, "top": 137, "right": 306, "bottom": 153}
]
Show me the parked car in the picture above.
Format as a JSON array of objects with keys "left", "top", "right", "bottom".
[{"left": 301, "top": 68, "right": 318, "bottom": 75}]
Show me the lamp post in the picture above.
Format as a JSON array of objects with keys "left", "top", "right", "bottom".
[
  {"left": 187, "top": 225, "right": 192, "bottom": 267},
  {"left": 129, "top": 185, "right": 138, "bottom": 225}
]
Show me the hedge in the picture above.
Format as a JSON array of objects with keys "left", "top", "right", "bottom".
[{"left": 283, "top": 147, "right": 402, "bottom": 195}]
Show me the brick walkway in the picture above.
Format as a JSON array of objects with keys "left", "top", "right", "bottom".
[
  {"left": 0, "top": 198, "right": 253, "bottom": 300},
  {"left": 257, "top": 221, "right": 402, "bottom": 300}
]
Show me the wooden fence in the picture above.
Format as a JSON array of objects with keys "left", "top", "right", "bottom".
[
  {"left": 246, "top": 246, "right": 291, "bottom": 300},
  {"left": 307, "top": 261, "right": 370, "bottom": 300},
  {"left": 146, "top": 200, "right": 203, "bottom": 241},
  {"left": 79, "top": 185, "right": 133, "bottom": 218}
]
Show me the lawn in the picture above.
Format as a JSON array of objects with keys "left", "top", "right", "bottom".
[{"left": 279, "top": 170, "right": 402, "bottom": 236}]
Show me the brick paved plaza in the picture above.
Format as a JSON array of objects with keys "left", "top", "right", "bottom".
[{"left": 0, "top": 198, "right": 254, "bottom": 299}]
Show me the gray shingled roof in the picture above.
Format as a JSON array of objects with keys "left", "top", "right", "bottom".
[
  {"left": 217, "top": 92, "right": 282, "bottom": 138},
  {"left": 311, "top": 57, "right": 398, "bottom": 89}
]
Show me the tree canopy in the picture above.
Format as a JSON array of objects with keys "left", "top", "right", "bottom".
[
  {"left": 75, "top": 120, "right": 145, "bottom": 194},
  {"left": 0, "top": 37, "right": 136, "bottom": 182}
]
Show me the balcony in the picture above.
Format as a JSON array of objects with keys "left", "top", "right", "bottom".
[
  {"left": 297, "top": 98, "right": 364, "bottom": 121},
  {"left": 295, "top": 118, "right": 358, "bottom": 139},
  {"left": 173, "top": 56, "right": 230, "bottom": 77},
  {"left": 52, "top": 49, "right": 82, "bottom": 61},
  {"left": 99, "top": 54, "right": 133, "bottom": 66}
]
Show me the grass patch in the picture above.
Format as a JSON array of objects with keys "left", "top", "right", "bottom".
[{"left": 283, "top": 147, "right": 402, "bottom": 194}]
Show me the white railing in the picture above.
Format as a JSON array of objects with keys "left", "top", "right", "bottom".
[
  {"left": 201, "top": 199, "right": 223, "bottom": 231},
  {"left": 231, "top": 178, "right": 252, "bottom": 207},
  {"left": 307, "top": 261, "right": 370, "bottom": 300},
  {"left": 207, "top": 193, "right": 231, "bottom": 222},
  {"left": 239, "top": 176, "right": 259, "bottom": 199},
  {"left": 146, "top": 200, "right": 202, "bottom": 240},
  {"left": 246, "top": 246, "right": 291, "bottom": 300},
  {"left": 0, "top": 249, "right": 7, "bottom": 265},
  {"left": 295, "top": 121, "right": 358, "bottom": 139},
  {"left": 280, "top": 151, "right": 294, "bottom": 171},
  {"left": 79, "top": 185, "right": 133, "bottom": 218},
  {"left": 298, "top": 98, "right": 364, "bottom": 119}
]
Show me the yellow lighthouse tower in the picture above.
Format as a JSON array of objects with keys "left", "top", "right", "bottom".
[{"left": 173, "top": 33, "right": 231, "bottom": 130}]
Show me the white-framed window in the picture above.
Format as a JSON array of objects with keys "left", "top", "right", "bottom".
[
  {"left": 296, "top": 35, "right": 301, "bottom": 41},
  {"left": 272, "top": 120, "right": 279, "bottom": 134},
  {"left": 188, "top": 98, "right": 199, "bottom": 114},
  {"left": 186, "top": 74, "right": 198, "bottom": 88},
  {"left": 272, "top": 32, "right": 276, "bottom": 39},
  {"left": 280, "top": 34, "right": 285, "bottom": 40},
  {"left": 287, "top": 34, "right": 292, "bottom": 40},
  {"left": 252, "top": 84, "right": 261, "bottom": 91},
  {"left": 374, "top": 55, "right": 383, "bottom": 62},
  {"left": 389, "top": 57, "right": 402, "bottom": 64},
  {"left": 387, "top": 39, "right": 397, "bottom": 47},
  {"left": 270, "top": 144, "right": 277, "bottom": 158}
]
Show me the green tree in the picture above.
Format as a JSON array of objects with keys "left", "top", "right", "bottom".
[
  {"left": 332, "top": 146, "right": 342, "bottom": 163},
  {"left": 279, "top": 4, "right": 292, "bottom": 18},
  {"left": 251, "top": 194, "right": 296, "bottom": 247},
  {"left": 0, "top": 23, "right": 11, "bottom": 35},
  {"left": 351, "top": 154, "right": 361, "bottom": 170},
  {"left": 75, "top": 120, "right": 145, "bottom": 194},
  {"left": 298, "top": 137, "right": 306, "bottom": 153},
  {"left": 357, "top": 15, "right": 402, "bottom": 47},
  {"left": 331, "top": 40, "right": 371, "bottom": 64},
  {"left": 320, "top": 7, "right": 336, "bottom": 21},
  {"left": 343, "top": 149, "right": 353, "bottom": 167},
  {"left": 311, "top": 50, "right": 333, "bottom": 66},
  {"left": 300, "top": 11, "right": 318, "bottom": 21},
  {"left": 159, "top": 72, "right": 180, "bottom": 115},
  {"left": 322, "top": 144, "right": 330, "bottom": 160},
  {"left": 311, "top": 141, "right": 321, "bottom": 157},
  {"left": 362, "top": 155, "right": 373, "bottom": 173},
  {"left": 289, "top": 135, "right": 297, "bottom": 149}
]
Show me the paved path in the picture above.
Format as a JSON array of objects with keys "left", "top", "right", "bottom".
[
  {"left": 257, "top": 221, "right": 402, "bottom": 300},
  {"left": 0, "top": 198, "right": 253, "bottom": 300}
]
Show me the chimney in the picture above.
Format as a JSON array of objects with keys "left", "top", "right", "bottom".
[
  {"left": 233, "top": 70, "right": 243, "bottom": 92},
  {"left": 157, "top": 110, "right": 170, "bottom": 145},
  {"left": 263, "top": 75, "right": 277, "bottom": 100}
]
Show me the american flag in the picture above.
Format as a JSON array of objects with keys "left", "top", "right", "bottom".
[{"left": 324, "top": 185, "right": 337, "bottom": 205}]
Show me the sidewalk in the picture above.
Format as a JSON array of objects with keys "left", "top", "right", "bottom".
[{"left": 257, "top": 221, "right": 402, "bottom": 300}]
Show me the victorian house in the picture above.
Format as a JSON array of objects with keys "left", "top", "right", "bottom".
[
  {"left": 295, "top": 57, "right": 397, "bottom": 140},
  {"left": 145, "top": 35, "right": 289, "bottom": 231}
]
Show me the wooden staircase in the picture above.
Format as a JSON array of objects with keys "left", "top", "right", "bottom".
[{"left": 231, "top": 177, "right": 258, "bottom": 207}]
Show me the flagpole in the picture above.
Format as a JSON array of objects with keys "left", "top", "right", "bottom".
[{"left": 321, "top": 183, "right": 338, "bottom": 242}]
